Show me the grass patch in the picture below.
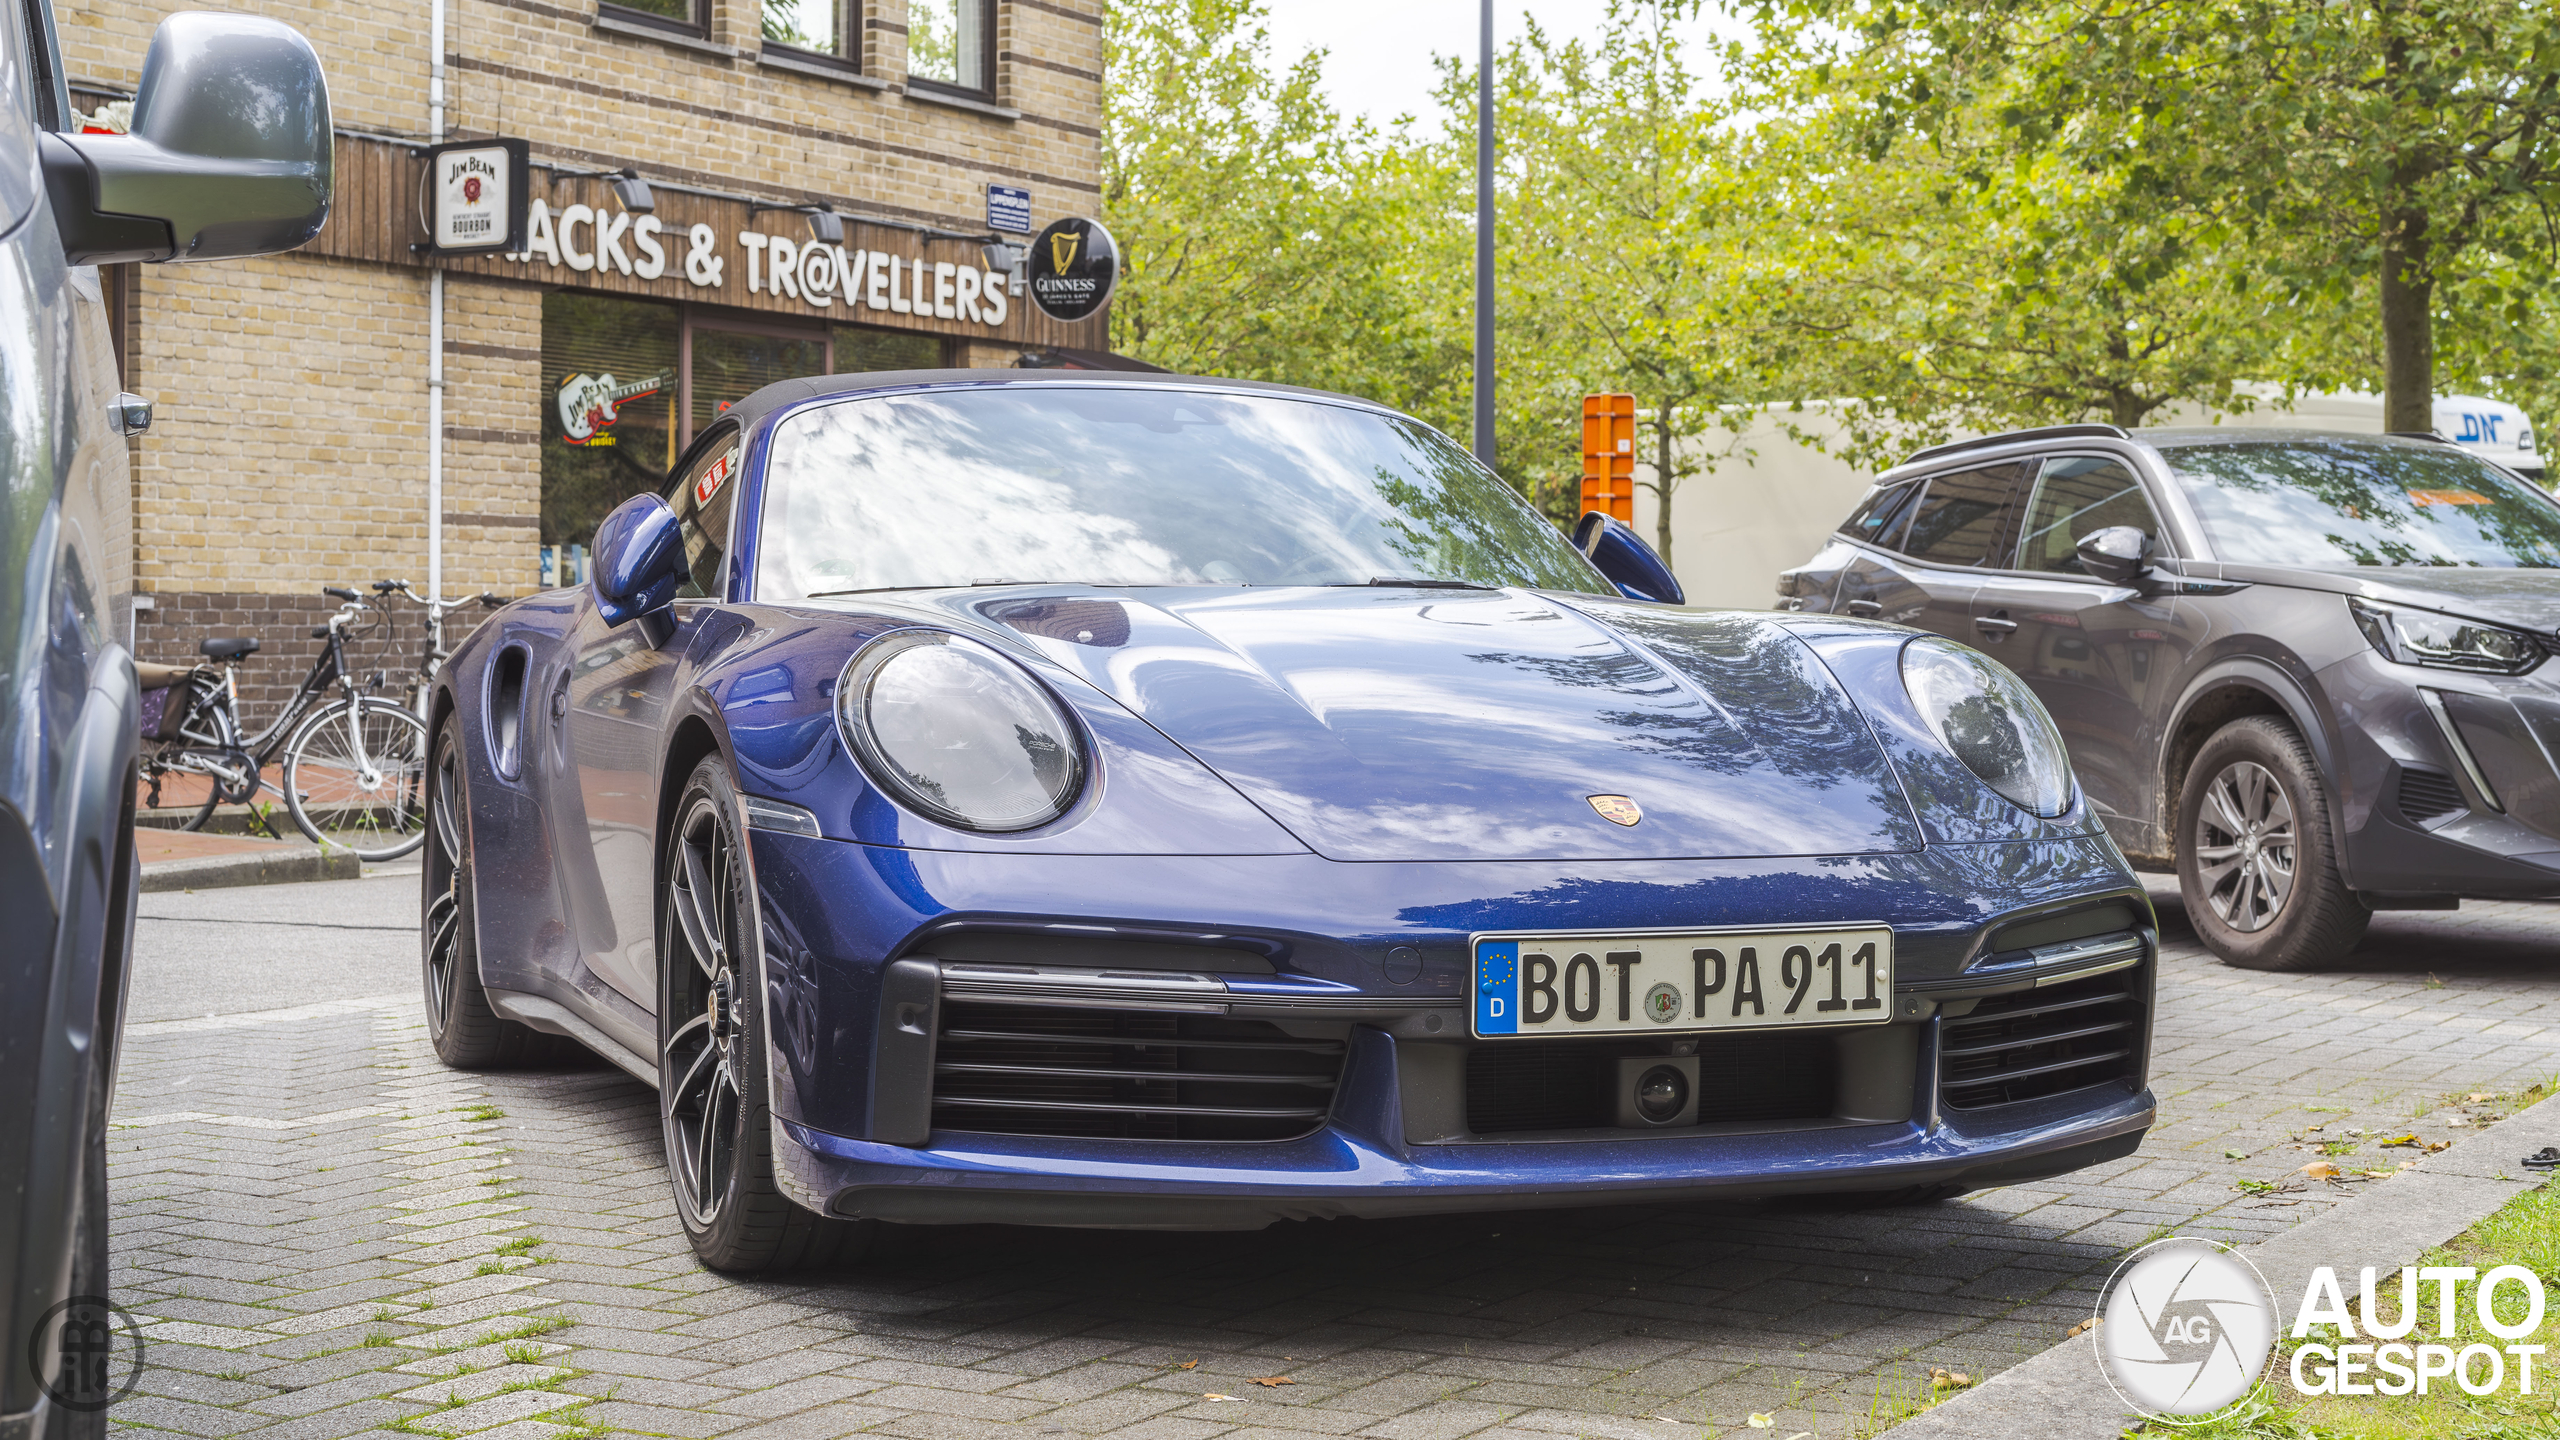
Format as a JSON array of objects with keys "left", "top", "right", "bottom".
[
  {"left": 2174, "top": 1181, "right": 2560, "bottom": 1436},
  {"left": 360, "top": 1331, "right": 396, "bottom": 1348},
  {"left": 213, "top": 1369, "right": 247, "bottom": 1382},
  {"left": 501, "top": 1341, "right": 548, "bottom": 1365},
  {"left": 456, "top": 1104, "right": 503, "bottom": 1123},
  {"left": 492, "top": 1236, "right": 542, "bottom": 1257}
]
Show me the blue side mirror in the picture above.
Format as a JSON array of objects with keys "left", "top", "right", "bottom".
[
  {"left": 591, "top": 494, "right": 688, "bottom": 627},
  {"left": 1573, "top": 511, "right": 1685, "bottom": 605}
]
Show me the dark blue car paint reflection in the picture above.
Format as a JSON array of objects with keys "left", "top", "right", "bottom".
[{"left": 431, "top": 371, "right": 2158, "bottom": 1240}]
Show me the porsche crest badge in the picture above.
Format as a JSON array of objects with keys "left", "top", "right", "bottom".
[{"left": 1588, "top": 794, "right": 1642, "bottom": 826}]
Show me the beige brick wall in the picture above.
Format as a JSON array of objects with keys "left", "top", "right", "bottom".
[
  {"left": 64, "top": 0, "right": 1103, "bottom": 232},
  {"left": 78, "top": 0, "right": 1100, "bottom": 617}
]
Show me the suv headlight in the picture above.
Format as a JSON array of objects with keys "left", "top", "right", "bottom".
[
  {"left": 2349, "top": 598, "right": 2544, "bottom": 674},
  {"left": 837, "top": 630, "right": 1086, "bottom": 832},
  {"left": 1899, "top": 638, "right": 2075, "bottom": 817}
]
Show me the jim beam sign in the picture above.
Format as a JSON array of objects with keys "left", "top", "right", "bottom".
[
  {"left": 423, "top": 139, "right": 529, "bottom": 255},
  {"left": 1027, "top": 217, "right": 1117, "bottom": 324}
]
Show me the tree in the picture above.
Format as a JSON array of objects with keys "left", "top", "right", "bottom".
[
  {"left": 1489, "top": 1, "right": 1761, "bottom": 559},
  {"left": 1764, "top": 0, "right": 2560, "bottom": 431}
]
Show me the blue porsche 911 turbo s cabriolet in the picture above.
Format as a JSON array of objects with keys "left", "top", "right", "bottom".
[{"left": 422, "top": 370, "right": 2157, "bottom": 1271}]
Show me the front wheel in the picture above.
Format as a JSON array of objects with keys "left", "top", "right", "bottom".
[
  {"left": 282, "top": 698, "right": 429, "bottom": 860},
  {"left": 2175, "top": 716, "right": 2370, "bottom": 971},
  {"left": 658, "top": 757, "right": 870, "bottom": 1272},
  {"left": 423, "top": 717, "right": 565, "bottom": 1068}
]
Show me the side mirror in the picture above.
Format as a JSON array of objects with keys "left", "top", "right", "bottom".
[
  {"left": 41, "top": 12, "right": 332, "bottom": 265},
  {"left": 1572, "top": 511, "right": 1685, "bottom": 605},
  {"left": 591, "top": 494, "right": 688, "bottom": 631},
  {"left": 2074, "top": 526, "right": 2151, "bottom": 586}
]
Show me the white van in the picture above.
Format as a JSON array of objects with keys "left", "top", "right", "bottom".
[{"left": 2433, "top": 394, "right": 2542, "bottom": 479}]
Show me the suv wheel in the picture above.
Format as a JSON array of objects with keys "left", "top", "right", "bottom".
[{"left": 2176, "top": 716, "right": 2370, "bottom": 971}]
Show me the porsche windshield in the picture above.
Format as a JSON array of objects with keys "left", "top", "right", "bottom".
[
  {"left": 2165, "top": 439, "right": 2560, "bottom": 568},
  {"left": 754, "top": 386, "right": 1606, "bottom": 598}
]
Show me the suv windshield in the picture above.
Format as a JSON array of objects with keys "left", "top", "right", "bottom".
[
  {"left": 2165, "top": 438, "right": 2560, "bottom": 568},
  {"left": 755, "top": 386, "right": 1605, "bottom": 599}
]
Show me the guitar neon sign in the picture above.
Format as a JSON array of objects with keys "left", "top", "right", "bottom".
[{"left": 555, "top": 371, "right": 667, "bottom": 446}]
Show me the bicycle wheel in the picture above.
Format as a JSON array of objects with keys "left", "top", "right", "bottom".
[
  {"left": 160, "top": 749, "right": 259, "bottom": 833},
  {"left": 280, "top": 698, "right": 431, "bottom": 860}
]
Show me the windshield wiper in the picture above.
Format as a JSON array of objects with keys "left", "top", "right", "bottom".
[{"left": 1334, "top": 577, "right": 1498, "bottom": 590}]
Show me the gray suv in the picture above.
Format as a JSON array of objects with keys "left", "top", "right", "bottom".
[{"left": 1780, "top": 423, "right": 2560, "bottom": 971}]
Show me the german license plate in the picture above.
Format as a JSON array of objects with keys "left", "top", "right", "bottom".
[{"left": 1470, "top": 925, "right": 1895, "bottom": 1038}]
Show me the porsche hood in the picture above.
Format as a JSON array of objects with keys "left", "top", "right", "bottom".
[{"left": 946, "top": 587, "right": 1926, "bottom": 863}]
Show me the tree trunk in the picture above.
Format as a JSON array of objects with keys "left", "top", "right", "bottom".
[
  {"left": 1652, "top": 409, "right": 1674, "bottom": 567},
  {"left": 2379, "top": 205, "right": 2434, "bottom": 433}
]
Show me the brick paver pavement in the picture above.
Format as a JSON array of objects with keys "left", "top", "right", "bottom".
[{"left": 104, "top": 876, "right": 2560, "bottom": 1440}]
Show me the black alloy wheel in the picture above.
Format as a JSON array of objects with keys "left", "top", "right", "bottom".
[
  {"left": 657, "top": 756, "right": 869, "bottom": 1272},
  {"left": 423, "top": 716, "right": 564, "bottom": 1068},
  {"left": 2175, "top": 716, "right": 2371, "bottom": 972}
]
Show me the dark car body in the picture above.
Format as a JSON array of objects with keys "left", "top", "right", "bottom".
[
  {"left": 1779, "top": 424, "right": 2560, "bottom": 916},
  {"left": 2, "top": 8, "right": 330, "bottom": 1434},
  {"left": 430, "top": 371, "right": 2159, "bottom": 1244}
]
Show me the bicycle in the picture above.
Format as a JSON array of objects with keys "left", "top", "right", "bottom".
[
  {"left": 139, "top": 587, "right": 435, "bottom": 860},
  {"left": 364, "top": 578, "right": 501, "bottom": 717}
]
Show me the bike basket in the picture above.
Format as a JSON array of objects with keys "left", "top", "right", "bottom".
[{"left": 136, "top": 669, "right": 207, "bottom": 743}]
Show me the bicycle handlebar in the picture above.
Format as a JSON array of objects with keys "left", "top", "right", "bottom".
[
  {"left": 373, "top": 578, "right": 409, "bottom": 594},
  {"left": 323, "top": 586, "right": 359, "bottom": 602}
]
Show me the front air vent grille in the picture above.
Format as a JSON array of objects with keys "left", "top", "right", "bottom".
[
  {"left": 1939, "top": 971, "right": 2142, "bottom": 1109},
  {"left": 1464, "top": 1031, "right": 1837, "bottom": 1135},
  {"left": 931, "top": 1002, "right": 1345, "bottom": 1141},
  {"left": 2396, "top": 766, "right": 2466, "bottom": 825}
]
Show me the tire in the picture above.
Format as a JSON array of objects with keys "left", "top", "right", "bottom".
[
  {"left": 423, "top": 717, "right": 567, "bottom": 1068},
  {"left": 658, "top": 757, "right": 871, "bottom": 1273},
  {"left": 2176, "top": 716, "right": 2370, "bottom": 972},
  {"left": 283, "top": 698, "right": 430, "bottom": 860},
  {"left": 169, "top": 747, "right": 259, "bottom": 834}
]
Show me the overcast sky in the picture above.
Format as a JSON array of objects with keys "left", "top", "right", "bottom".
[{"left": 1259, "top": 1, "right": 1723, "bottom": 131}]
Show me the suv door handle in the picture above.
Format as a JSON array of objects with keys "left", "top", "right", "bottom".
[
  {"left": 1845, "top": 599, "right": 1883, "bottom": 617},
  {"left": 1973, "top": 614, "right": 2019, "bottom": 637}
]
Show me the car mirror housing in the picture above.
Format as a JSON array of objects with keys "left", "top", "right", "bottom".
[
  {"left": 2075, "top": 525, "right": 2150, "bottom": 585},
  {"left": 40, "top": 12, "right": 332, "bottom": 265},
  {"left": 1572, "top": 511, "right": 1685, "bottom": 604},
  {"left": 591, "top": 494, "right": 688, "bottom": 631}
]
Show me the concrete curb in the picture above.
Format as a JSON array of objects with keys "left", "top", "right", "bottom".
[
  {"left": 1892, "top": 1092, "right": 2560, "bottom": 1437},
  {"left": 139, "top": 845, "right": 364, "bottom": 893}
]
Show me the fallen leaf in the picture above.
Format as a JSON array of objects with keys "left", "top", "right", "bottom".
[
  {"left": 2399, "top": 1160, "right": 2420, "bottom": 1170},
  {"left": 2469, "top": 1093, "right": 2497, "bottom": 1103},
  {"left": 2223, "top": 1149, "right": 2247, "bottom": 1160},
  {"left": 1748, "top": 1415, "right": 1775, "bottom": 1429},
  {"left": 2067, "top": 1317, "right": 2107, "bottom": 1338},
  {"left": 2381, "top": 1134, "right": 2422, "bottom": 1147},
  {"left": 1249, "top": 1377, "right": 1295, "bottom": 1388},
  {"left": 2301, "top": 1161, "right": 2343, "bottom": 1181},
  {"left": 2428, "top": 1140, "right": 2451, "bottom": 1152},
  {"left": 2450, "top": 1117, "right": 2472, "bottom": 1127},
  {"left": 1203, "top": 1393, "right": 1243, "bottom": 1402},
  {"left": 1174, "top": 1360, "right": 1199, "bottom": 1371}
]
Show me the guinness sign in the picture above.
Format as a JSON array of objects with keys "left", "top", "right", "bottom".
[{"left": 1027, "top": 216, "right": 1117, "bottom": 324}]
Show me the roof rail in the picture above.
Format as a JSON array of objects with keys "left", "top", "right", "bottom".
[
  {"left": 1900, "top": 423, "right": 2132, "bottom": 469},
  {"left": 2386, "top": 430, "right": 2455, "bottom": 444}
]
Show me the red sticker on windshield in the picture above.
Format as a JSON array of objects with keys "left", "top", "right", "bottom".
[
  {"left": 694, "top": 451, "right": 735, "bottom": 507},
  {"left": 2409, "top": 488, "right": 2490, "bottom": 507}
]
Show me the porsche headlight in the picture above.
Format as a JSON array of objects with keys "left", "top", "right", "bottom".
[
  {"left": 2349, "top": 598, "right": 2543, "bottom": 674},
  {"left": 837, "top": 631, "right": 1085, "bottom": 832},
  {"left": 1900, "top": 638, "right": 2074, "bottom": 818}
]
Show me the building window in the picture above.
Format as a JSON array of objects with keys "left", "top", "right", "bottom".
[
  {"left": 764, "top": 0, "right": 855, "bottom": 63},
  {"left": 601, "top": 0, "right": 705, "bottom": 36},
  {"left": 539, "top": 294, "right": 947, "bottom": 574},
  {"left": 908, "top": 0, "right": 992, "bottom": 94}
]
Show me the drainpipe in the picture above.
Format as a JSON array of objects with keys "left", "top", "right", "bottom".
[{"left": 426, "top": 0, "right": 446, "bottom": 602}]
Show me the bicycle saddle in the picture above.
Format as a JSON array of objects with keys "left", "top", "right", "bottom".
[{"left": 199, "top": 637, "right": 260, "bottom": 661}]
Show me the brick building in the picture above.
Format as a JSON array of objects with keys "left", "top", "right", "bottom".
[{"left": 66, "top": 0, "right": 1106, "bottom": 700}]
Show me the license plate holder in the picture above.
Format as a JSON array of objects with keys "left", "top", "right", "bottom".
[{"left": 1470, "top": 925, "right": 1896, "bottom": 1039}]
